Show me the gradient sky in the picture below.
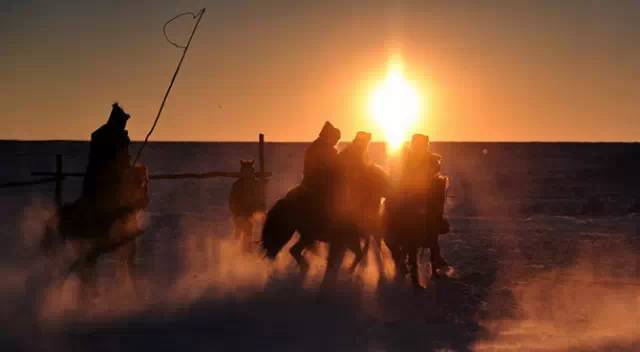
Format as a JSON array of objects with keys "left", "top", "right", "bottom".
[{"left": 3, "top": 0, "right": 639, "bottom": 141}]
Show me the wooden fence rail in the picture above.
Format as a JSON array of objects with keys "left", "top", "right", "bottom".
[
  {"left": 32, "top": 171, "right": 273, "bottom": 179},
  {"left": 0, "top": 177, "right": 58, "bottom": 188},
  {"left": 2, "top": 134, "right": 270, "bottom": 207}
]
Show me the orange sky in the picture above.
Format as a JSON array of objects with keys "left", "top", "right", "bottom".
[{"left": 2, "top": 1, "right": 640, "bottom": 142}]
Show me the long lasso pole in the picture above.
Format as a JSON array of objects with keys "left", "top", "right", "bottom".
[{"left": 133, "top": 8, "right": 206, "bottom": 165}]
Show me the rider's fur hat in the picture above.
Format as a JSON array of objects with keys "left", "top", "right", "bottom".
[
  {"left": 410, "top": 133, "right": 429, "bottom": 150},
  {"left": 319, "top": 121, "right": 341, "bottom": 142},
  {"left": 108, "top": 102, "right": 130, "bottom": 124},
  {"left": 353, "top": 131, "right": 372, "bottom": 145}
]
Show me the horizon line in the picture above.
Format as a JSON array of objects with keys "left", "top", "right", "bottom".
[{"left": 1, "top": 139, "right": 638, "bottom": 144}]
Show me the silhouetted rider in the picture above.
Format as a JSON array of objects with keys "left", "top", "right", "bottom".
[
  {"left": 339, "top": 131, "right": 371, "bottom": 177},
  {"left": 339, "top": 131, "right": 374, "bottom": 208},
  {"left": 82, "top": 103, "right": 131, "bottom": 212},
  {"left": 400, "top": 134, "right": 441, "bottom": 194},
  {"left": 399, "top": 133, "right": 449, "bottom": 270},
  {"left": 301, "top": 121, "right": 345, "bottom": 220}
]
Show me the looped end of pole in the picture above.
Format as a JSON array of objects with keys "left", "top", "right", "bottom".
[
  {"left": 134, "top": 8, "right": 206, "bottom": 165},
  {"left": 163, "top": 8, "right": 206, "bottom": 49}
]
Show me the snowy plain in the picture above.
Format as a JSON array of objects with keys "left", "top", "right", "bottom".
[{"left": 1, "top": 141, "right": 639, "bottom": 351}]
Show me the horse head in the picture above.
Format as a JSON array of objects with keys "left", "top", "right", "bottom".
[{"left": 239, "top": 160, "right": 256, "bottom": 177}]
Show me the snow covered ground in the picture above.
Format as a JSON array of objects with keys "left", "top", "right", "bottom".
[{"left": 1, "top": 141, "right": 639, "bottom": 351}]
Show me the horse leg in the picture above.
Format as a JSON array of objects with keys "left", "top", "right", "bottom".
[
  {"left": 386, "top": 237, "right": 408, "bottom": 276},
  {"left": 242, "top": 218, "right": 254, "bottom": 252},
  {"left": 116, "top": 239, "right": 138, "bottom": 296},
  {"left": 289, "top": 236, "right": 310, "bottom": 273},
  {"left": 233, "top": 217, "right": 242, "bottom": 241},
  {"left": 40, "top": 212, "right": 61, "bottom": 256},
  {"left": 235, "top": 217, "right": 253, "bottom": 252},
  {"left": 408, "top": 247, "right": 423, "bottom": 289},
  {"left": 348, "top": 236, "right": 368, "bottom": 274},
  {"left": 73, "top": 241, "right": 99, "bottom": 304},
  {"left": 373, "top": 237, "right": 388, "bottom": 279},
  {"left": 322, "top": 243, "right": 346, "bottom": 287},
  {"left": 427, "top": 235, "right": 449, "bottom": 278}
]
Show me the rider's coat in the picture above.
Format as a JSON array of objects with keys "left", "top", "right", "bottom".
[
  {"left": 301, "top": 122, "right": 346, "bottom": 220},
  {"left": 82, "top": 103, "right": 131, "bottom": 211},
  {"left": 399, "top": 148, "right": 441, "bottom": 195}
]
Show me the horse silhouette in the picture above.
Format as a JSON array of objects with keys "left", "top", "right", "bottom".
[
  {"left": 41, "top": 165, "right": 148, "bottom": 301},
  {"left": 260, "top": 162, "right": 393, "bottom": 282},
  {"left": 229, "top": 160, "right": 264, "bottom": 251},
  {"left": 384, "top": 174, "right": 450, "bottom": 287},
  {"left": 260, "top": 184, "right": 366, "bottom": 283}
]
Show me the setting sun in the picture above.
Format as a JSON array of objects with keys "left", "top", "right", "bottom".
[{"left": 369, "top": 58, "right": 423, "bottom": 151}]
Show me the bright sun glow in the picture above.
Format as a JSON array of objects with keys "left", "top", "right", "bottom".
[{"left": 369, "top": 58, "right": 422, "bottom": 151}]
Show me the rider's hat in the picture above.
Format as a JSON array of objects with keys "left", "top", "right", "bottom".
[
  {"left": 319, "top": 121, "right": 341, "bottom": 141},
  {"left": 410, "top": 133, "right": 429, "bottom": 150},
  {"left": 353, "top": 131, "right": 372, "bottom": 145},
  {"left": 108, "top": 102, "right": 130, "bottom": 124}
]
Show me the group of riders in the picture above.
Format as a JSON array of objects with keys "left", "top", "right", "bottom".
[
  {"left": 43, "top": 103, "right": 452, "bottom": 299},
  {"left": 308, "top": 122, "right": 451, "bottom": 280},
  {"left": 258, "top": 121, "right": 452, "bottom": 288}
]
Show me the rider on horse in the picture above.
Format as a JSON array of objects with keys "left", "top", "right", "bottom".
[
  {"left": 385, "top": 134, "right": 449, "bottom": 286},
  {"left": 301, "top": 121, "right": 347, "bottom": 223},
  {"left": 260, "top": 121, "right": 364, "bottom": 280},
  {"left": 83, "top": 103, "right": 133, "bottom": 214},
  {"left": 339, "top": 131, "right": 372, "bottom": 183},
  {"left": 41, "top": 103, "right": 148, "bottom": 302},
  {"left": 402, "top": 134, "right": 449, "bottom": 267},
  {"left": 83, "top": 102, "right": 149, "bottom": 217},
  {"left": 338, "top": 131, "right": 383, "bottom": 227}
]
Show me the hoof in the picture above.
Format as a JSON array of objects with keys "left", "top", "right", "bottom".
[
  {"left": 412, "top": 281, "right": 426, "bottom": 291},
  {"left": 298, "top": 262, "right": 310, "bottom": 274}
]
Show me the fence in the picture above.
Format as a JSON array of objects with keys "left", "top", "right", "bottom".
[{"left": 0, "top": 134, "right": 271, "bottom": 206}]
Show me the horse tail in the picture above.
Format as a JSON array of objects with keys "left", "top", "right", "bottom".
[{"left": 260, "top": 197, "right": 297, "bottom": 259}]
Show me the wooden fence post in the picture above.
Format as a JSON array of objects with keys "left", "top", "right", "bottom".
[
  {"left": 55, "top": 154, "right": 63, "bottom": 207},
  {"left": 258, "top": 133, "right": 265, "bottom": 175},
  {"left": 258, "top": 133, "right": 267, "bottom": 210}
]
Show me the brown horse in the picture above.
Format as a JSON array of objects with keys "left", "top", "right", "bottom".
[{"left": 41, "top": 165, "right": 149, "bottom": 301}]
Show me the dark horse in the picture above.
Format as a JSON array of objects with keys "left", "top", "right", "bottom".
[
  {"left": 260, "top": 165, "right": 450, "bottom": 288},
  {"left": 261, "top": 164, "right": 391, "bottom": 281},
  {"left": 260, "top": 184, "right": 368, "bottom": 282},
  {"left": 345, "top": 164, "right": 392, "bottom": 272},
  {"left": 384, "top": 175, "right": 450, "bottom": 287},
  {"left": 344, "top": 165, "right": 451, "bottom": 288},
  {"left": 40, "top": 165, "right": 149, "bottom": 299}
]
